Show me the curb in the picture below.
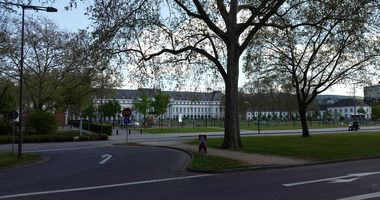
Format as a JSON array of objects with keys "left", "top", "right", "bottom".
[
  {"left": 0, "top": 155, "right": 50, "bottom": 170},
  {"left": 151, "top": 145, "right": 380, "bottom": 173}
]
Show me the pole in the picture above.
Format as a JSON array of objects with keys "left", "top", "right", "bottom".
[
  {"left": 18, "top": 7, "right": 25, "bottom": 159},
  {"left": 12, "top": 119, "right": 15, "bottom": 153}
]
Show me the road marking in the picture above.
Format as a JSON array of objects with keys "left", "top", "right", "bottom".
[
  {"left": 337, "top": 191, "right": 380, "bottom": 200},
  {"left": 0, "top": 174, "right": 214, "bottom": 199},
  {"left": 24, "top": 145, "right": 112, "bottom": 153},
  {"left": 99, "top": 154, "right": 112, "bottom": 164},
  {"left": 283, "top": 171, "right": 380, "bottom": 187}
]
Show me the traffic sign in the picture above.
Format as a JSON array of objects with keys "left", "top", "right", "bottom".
[
  {"left": 198, "top": 134, "right": 207, "bottom": 154},
  {"left": 122, "top": 107, "right": 132, "bottom": 117},
  {"left": 124, "top": 117, "right": 131, "bottom": 125}
]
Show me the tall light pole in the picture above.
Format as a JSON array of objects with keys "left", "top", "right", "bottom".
[
  {"left": 100, "top": 67, "right": 106, "bottom": 135},
  {"left": 0, "top": 2, "right": 57, "bottom": 158}
]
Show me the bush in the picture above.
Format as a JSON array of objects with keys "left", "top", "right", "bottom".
[
  {"left": 26, "top": 111, "right": 58, "bottom": 134},
  {"left": 0, "top": 121, "right": 13, "bottom": 135},
  {"left": 82, "top": 122, "right": 112, "bottom": 135},
  {"left": 0, "top": 132, "right": 108, "bottom": 144},
  {"left": 78, "top": 134, "right": 109, "bottom": 141}
]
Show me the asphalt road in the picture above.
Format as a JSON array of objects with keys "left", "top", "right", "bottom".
[{"left": 1, "top": 144, "right": 380, "bottom": 199}]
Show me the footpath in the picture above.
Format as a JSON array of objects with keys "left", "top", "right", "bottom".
[{"left": 109, "top": 128, "right": 309, "bottom": 167}]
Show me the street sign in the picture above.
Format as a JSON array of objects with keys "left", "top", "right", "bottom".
[
  {"left": 122, "top": 107, "right": 132, "bottom": 117},
  {"left": 123, "top": 117, "right": 131, "bottom": 124},
  {"left": 198, "top": 135, "right": 207, "bottom": 154}
]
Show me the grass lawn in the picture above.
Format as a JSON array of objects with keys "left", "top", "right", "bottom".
[
  {"left": 142, "top": 127, "right": 223, "bottom": 134},
  {"left": 0, "top": 153, "right": 42, "bottom": 168},
  {"left": 197, "top": 132, "right": 380, "bottom": 161},
  {"left": 191, "top": 152, "right": 249, "bottom": 170}
]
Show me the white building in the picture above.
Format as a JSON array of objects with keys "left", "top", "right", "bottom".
[
  {"left": 323, "top": 98, "right": 372, "bottom": 120},
  {"left": 95, "top": 88, "right": 224, "bottom": 122}
]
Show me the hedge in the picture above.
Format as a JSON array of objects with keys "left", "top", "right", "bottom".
[
  {"left": 0, "top": 133, "right": 108, "bottom": 144},
  {"left": 69, "top": 120, "right": 112, "bottom": 135}
]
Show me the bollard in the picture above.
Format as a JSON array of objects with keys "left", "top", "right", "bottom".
[
  {"left": 129, "top": 129, "right": 131, "bottom": 135},
  {"left": 140, "top": 129, "right": 142, "bottom": 134},
  {"left": 116, "top": 129, "right": 119, "bottom": 135}
]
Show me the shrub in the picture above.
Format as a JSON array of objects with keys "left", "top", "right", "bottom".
[
  {"left": 78, "top": 134, "right": 109, "bottom": 141},
  {"left": 0, "top": 121, "right": 13, "bottom": 135},
  {"left": 26, "top": 111, "right": 58, "bottom": 134},
  {"left": 82, "top": 122, "right": 112, "bottom": 135}
]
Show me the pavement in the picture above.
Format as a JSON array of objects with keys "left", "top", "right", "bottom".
[{"left": 109, "top": 128, "right": 309, "bottom": 167}]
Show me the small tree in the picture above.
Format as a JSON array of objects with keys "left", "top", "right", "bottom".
[
  {"left": 151, "top": 91, "right": 170, "bottom": 130},
  {"left": 133, "top": 94, "right": 151, "bottom": 127},
  {"left": 26, "top": 111, "right": 58, "bottom": 134},
  {"left": 99, "top": 100, "right": 121, "bottom": 120},
  {"left": 357, "top": 107, "right": 367, "bottom": 119},
  {"left": 372, "top": 103, "right": 380, "bottom": 124}
]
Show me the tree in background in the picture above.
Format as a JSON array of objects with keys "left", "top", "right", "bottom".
[
  {"left": 372, "top": 103, "right": 380, "bottom": 120},
  {"left": 0, "top": 78, "right": 17, "bottom": 114},
  {"left": 133, "top": 94, "right": 152, "bottom": 127},
  {"left": 151, "top": 91, "right": 170, "bottom": 130},
  {"left": 98, "top": 100, "right": 121, "bottom": 121},
  {"left": 81, "top": 0, "right": 315, "bottom": 149},
  {"left": 245, "top": 0, "right": 379, "bottom": 137}
]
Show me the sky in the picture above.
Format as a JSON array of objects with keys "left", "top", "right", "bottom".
[{"left": 25, "top": 1, "right": 364, "bottom": 97}]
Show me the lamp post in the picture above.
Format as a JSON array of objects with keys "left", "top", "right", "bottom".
[
  {"left": 0, "top": 2, "right": 57, "bottom": 158},
  {"left": 100, "top": 67, "right": 106, "bottom": 135}
]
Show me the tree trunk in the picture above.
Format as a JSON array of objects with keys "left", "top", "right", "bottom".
[
  {"left": 299, "top": 105, "right": 310, "bottom": 137},
  {"left": 222, "top": 43, "right": 241, "bottom": 149}
]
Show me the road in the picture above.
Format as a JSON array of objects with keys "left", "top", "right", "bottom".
[{"left": 1, "top": 143, "right": 380, "bottom": 199}]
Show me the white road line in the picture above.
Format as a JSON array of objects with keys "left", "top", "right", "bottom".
[
  {"left": 283, "top": 171, "right": 380, "bottom": 187},
  {"left": 99, "top": 154, "right": 112, "bottom": 164},
  {"left": 337, "top": 191, "right": 380, "bottom": 200},
  {"left": 0, "top": 174, "right": 214, "bottom": 199},
  {"left": 24, "top": 145, "right": 112, "bottom": 153}
]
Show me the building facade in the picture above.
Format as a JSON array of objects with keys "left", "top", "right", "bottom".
[
  {"left": 323, "top": 98, "right": 371, "bottom": 120},
  {"left": 94, "top": 88, "right": 224, "bottom": 122}
]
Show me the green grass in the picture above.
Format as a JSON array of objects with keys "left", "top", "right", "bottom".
[
  {"left": 142, "top": 127, "right": 223, "bottom": 134},
  {"left": 0, "top": 153, "right": 42, "bottom": 168},
  {"left": 194, "top": 132, "right": 380, "bottom": 161},
  {"left": 191, "top": 152, "right": 249, "bottom": 170}
]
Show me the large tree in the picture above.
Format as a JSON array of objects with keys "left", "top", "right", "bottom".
[
  {"left": 81, "top": 0, "right": 322, "bottom": 149},
  {"left": 245, "top": 0, "right": 380, "bottom": 137}
]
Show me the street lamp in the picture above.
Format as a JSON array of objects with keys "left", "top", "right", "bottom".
[
  {"left": 100, "top": 67, "right": 106, "bottom": 135},
  {"left": 0, "top": 2, "right": 57, "bottom": 158}
]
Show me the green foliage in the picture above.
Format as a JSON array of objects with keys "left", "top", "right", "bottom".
[
  {"left": 0, "top": 78, "right": 17, "bottom": 113},
  {"left": 357, "top": 107, "right": 366, "bottom": 115},
  {"left": 26, "top": 111, "right": 58, "bottom": 134},
  {"left": 82, "top": 122, "right": 112, "bottom": 135},
  {"left": 0, "top": 121, "right": 12, "bottom": 135},
  {"left": 373, "top": 104, "right": 380, "bottom": 119},
  {"left": 191, "top": 152, "right": 249, "bottom": 170},
  {"left": 98, "top": 99, "right": 121, "bottom": 118},
  {"left": 78, "top": 134, "right": 108, "bottom": 141},
  {"left": 133, "top": 94, "right": 151, "bottom": 118},
  {"left": 204, "top": 132, "right": 380, "bottom": 161},
  {"left": 151, "top": 91, "right": 170, "bottom": 116},
  {"left": 0, "top": 153, "right": 41, "bottom": 167},
  {"left": 0, "top": 131, "right": 108, "bottom": 144}
]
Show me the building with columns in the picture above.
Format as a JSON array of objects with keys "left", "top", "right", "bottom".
[{"left": 95, "top": 88, "right": 224, "bottom": 122}]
